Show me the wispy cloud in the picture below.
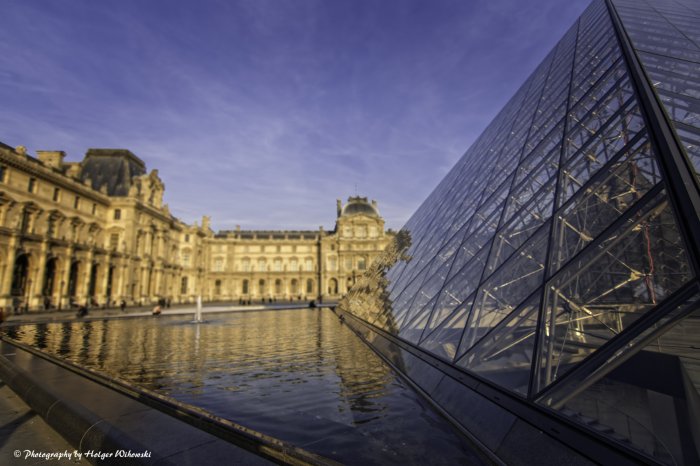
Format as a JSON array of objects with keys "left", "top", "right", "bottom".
[{"left": 0, "top": 0, "right": 590, "bottom": 230}]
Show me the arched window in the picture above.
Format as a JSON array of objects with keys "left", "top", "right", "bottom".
[
  {"left": 215, "top": 279, "right": 222, "bottom": 295},
  {"left": 357, "top": 256, "right": 367, "bottom": 270},
  {"left": 306, "top": 279, "right": 313, "bottom": 294},
  {"left": 68, "top": 261, "right": 80, "bottom": 298},
  {"left": 242, "top": 279, "right": 249, "bottom": 294},
  {"left": 42, "top": 257, "right": 58, "bottom": 298},
  {"left": 305, "top": 258, "right": 313, "bottom": 271},
  {"left": 11, "top": 254, "right": 30, "bottom": 298},
  {"left": 291, "top": 279, "right": 299, "bottom": 295},
  {"left": 88, "top": 263, "right": 98, "bottom": 297},
  {"left": 274, "top": 258, "right": 282, "bottom": 272},
  {"left": 257, "top": 259, "right": 266, "bottom": 272},
  {"left": 258, "top": 279, "right": 266, "bottom": 295},
  {"left": 275, "top": 279, "right": 282, "bottom": 295},
  {"left": 242, "top": 258, "right": 250, "bottom": 272},
  {"left": 180, "top": 276, "right": 188, "bottom": 295},
  {"left": 290, "top": 258, "right": 298, "bottom": 272},
  {"left": 328, "top": 278, "right": 338, "bottom": 295}
]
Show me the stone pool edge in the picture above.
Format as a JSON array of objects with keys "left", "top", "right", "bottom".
[{"left": 0, "top": 337, "right": 339, "bottom": 466}]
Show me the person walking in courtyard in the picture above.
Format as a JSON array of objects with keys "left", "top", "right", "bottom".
[
  {"left": 76, "top": 303, "right": 88, "bottom": 318},
  {"left": 120, "top": 299, "right": 126, "bottom": 312}
]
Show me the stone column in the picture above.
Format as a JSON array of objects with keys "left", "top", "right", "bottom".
[
  {"left": 32, "top": 241, "right": 49, "bottom": 309},
  {"left": 0, "top": 235, "right": 19, "bottom": 309},
  {"left": 99, "top": 256, "right": 111, "bottom": 306},
  {"left": 59, "top": 246, "right": 74, "bottom": 309}
]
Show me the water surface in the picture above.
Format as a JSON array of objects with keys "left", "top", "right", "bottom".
[{"left": 6, "top": 309, "right": 485, "bottom": 464}]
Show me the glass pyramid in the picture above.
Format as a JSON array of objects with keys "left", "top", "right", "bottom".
[{"left": 340, "top": 0, "right": 700, "bottom": 463}]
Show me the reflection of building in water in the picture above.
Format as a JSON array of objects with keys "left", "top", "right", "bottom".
[
  {"left": 0, "top": 143, "right": 392, "bottom": 310},
  {"left": 340, "top": 0, "right": 700, "bottom": 464},
  {"left": 11, "top": 311, "right": 398, "bottom": 422},
  {"left": 7, "top": 310, "right": 475, "bottom": 463}
]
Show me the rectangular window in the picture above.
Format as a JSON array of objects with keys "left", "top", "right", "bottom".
[
  {"left": 0, "top": 165, "right": 5, "bottom": 183},
  {"left": 28, "top": 178, "right": 36, "bottom": 193},
  {"left": 74, "top": 196, "right": 80, "bottom": 209},
  {"left": 53, "top": 188, "right": 60, "bottom": 201},
  {"left": 345, "top": 258, "right": 353, "bottom": 271},
  {"left": 213, "top": 258, "right": 224, "bottom": 272},
  {"left": 185, "top": 234, "right": 190, "bottom": 242},
  {"left": 20, "top": 210, "right": 30, "bottom": 234},
  {"left": 358, "top": 257, "right": 367, "bottom": 270},
  {"left": 109, "top": 233, "right": 119, "bottom": 251},
  {"left": 92, "top": 203, "right": 97, "bottom": 215},
  {"left": 114, "top": 209, "right": 121, "bottom": 220}
]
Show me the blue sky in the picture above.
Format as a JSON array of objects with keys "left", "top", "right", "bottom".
[{"left": 0, "top": 0, "right": 590, "bottom": 230}]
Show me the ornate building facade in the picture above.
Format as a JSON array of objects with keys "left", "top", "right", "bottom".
[{"left": 0, "top": 142, "right": 392, "bottom": 311}]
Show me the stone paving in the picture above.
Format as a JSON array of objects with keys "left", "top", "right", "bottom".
[{"left": 0, "top": 380, "right": 86, "bottom": 465}]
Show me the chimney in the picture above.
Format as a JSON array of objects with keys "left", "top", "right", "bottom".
[
  {"left": 37, "top": 151, "right": 66, "bottom": 169},
  {"left": 336, "top": 199, "right": 342, "bottom": 218}
]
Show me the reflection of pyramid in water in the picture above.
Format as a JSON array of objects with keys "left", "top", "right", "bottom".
[{"left": 340, "top": 0, "right": 700, "bottom": 464}]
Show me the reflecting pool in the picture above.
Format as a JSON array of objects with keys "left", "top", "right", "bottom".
[{"left": 5, "top": 309, "right": 485, "bottom": 465}]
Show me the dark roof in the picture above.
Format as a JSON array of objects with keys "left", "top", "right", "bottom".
[
  {"left": 79, "top": 149, "right": 146, "bottom": 196},
  {"left": 216, "top": 230, "right": 321, "bottom": 240},
  {"left": 341, "top": 197, "right": 379, "bottom": 217}
]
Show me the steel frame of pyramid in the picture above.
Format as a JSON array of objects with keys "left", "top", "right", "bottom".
[{"left": 337, "top": 0, "right": 700, "bottom": 464}]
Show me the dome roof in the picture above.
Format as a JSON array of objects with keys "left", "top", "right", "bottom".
[{"left": 341, "top": 196, "right": 379, "bottom": 217}]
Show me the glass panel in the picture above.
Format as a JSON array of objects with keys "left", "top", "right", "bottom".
[
  {"left": 457, "top": 225, "right": 549, "bottom": 359},
  {"left": 551, "top": 134, "right": 662, "bottom": 273},
  {"left": 535, "top": 191, "right": 694, "bottom": 393},
  {"left": 456, "top": 293, "right": 542, "bottom": 396},
  {"left": 488, "top": 179, "right": 556, "bottom": 276},
  {"left": 560, "top": 100, "right": 646, "bottom": 206},
  {"left": 419, "top": 297, "right": 474, "bottom": 362},
  {"left": 399, "top": 298, "right": 435, "bottom": 344},
  {"left": 613, "top": 0, "right": 700, "bottom": 179},
  {"left": 398, "top": 260, "right": 453, "bottom": 336},
  {"left": 427, "top": 239, "right": 493, "bottom": 336},
  {"left": 540, "top": 290, "right": 700, "bottom": 466}
]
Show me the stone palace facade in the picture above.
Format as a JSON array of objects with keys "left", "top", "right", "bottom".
[{"left": 0, "top": 142, "right": 392, "bottom": 311}]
